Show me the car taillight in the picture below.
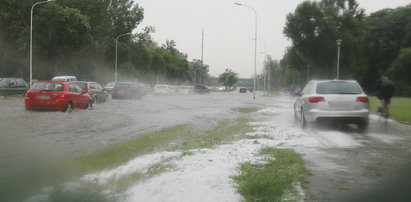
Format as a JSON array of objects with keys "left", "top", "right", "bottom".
[
  {"left": 128, "top": 91, "right": 133, "bottom": 95},
  {"left": 87, "top": 89, "right": 91, "bottom": 93},
  {"left": 60, "top": 93, "right": 65, "bottom": 98},
  {"left": 309, "top": 96, "right": 325, "bottom": 103},
  {"left": 356, "top": 96, "right": 369, "bottom": 103},
  {"left": 25, "top": 92, "right": 29, "bottom": 97},
  {"left": 112, "top": 90, "right": 115, "bottom": 94}
]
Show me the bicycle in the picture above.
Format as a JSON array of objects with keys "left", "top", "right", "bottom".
[{"left": 378, "top": 100, "right": 389, "bottom": 121}]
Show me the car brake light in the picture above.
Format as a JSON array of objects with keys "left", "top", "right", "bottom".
[
  {"left": 356, "top": 96, "right": 369, "bottom": 103},
  {"left": 112, "top": 90, "right": 115, "bottom": 94},
  {"left": 87, "top": 89, "right": 91, "bottom": 93},
  {"left": 309, "top": 96, "right": 325, "bottom": 103},
  {"left": 128, "top": 91, "right": 133, "bottom": 95},
  {"left": 25, "top": 92, "right": 29, "bottom": 97}
]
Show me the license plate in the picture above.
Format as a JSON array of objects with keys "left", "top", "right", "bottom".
[{"left": 36, "top": 95, "right": 50, "bottom": 100}]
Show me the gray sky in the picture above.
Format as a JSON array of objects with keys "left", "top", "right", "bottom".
[{"left": 135, "top": 0, "right": 409, "bottom": 78}]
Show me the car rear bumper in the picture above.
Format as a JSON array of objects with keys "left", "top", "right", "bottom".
[
  {"left": 305, "top": 109, "right": 369, "bottom": 123},
  {"left": 25, "top": 98, "right": 66, "bottom": 110}
]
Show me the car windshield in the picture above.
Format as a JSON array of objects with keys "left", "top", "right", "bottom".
[
  {"left": 316, "top": 81, "right": 362, "bottom": 94},
  {"left": 31, "top": 82, "right": 64, "bottom": 91},
  {"left": 114, "top": 83, "right": 130, "bottom": 89}
]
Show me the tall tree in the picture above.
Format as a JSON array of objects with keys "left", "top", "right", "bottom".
[
  {"left": 219, "top": 69, "right": 239, "bottom": 90},
  {"left": 283, "top": 0, "right": 365, "bottom": 80}
]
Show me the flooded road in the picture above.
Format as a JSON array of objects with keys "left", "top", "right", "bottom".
[{"left": 0, "top": 92, "right": 261, "bottom": 176}]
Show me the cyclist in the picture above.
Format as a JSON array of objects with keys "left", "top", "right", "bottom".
[{"left": 375, "top": 72, "right": 396, "bottom": 118}]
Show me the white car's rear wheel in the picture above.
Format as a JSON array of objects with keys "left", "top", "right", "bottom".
[{"left": 300, "top": 109, "right": 307, "bottom": 129}]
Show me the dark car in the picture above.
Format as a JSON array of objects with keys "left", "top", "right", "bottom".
[
  {"left": 0, "top": 78, "right": 29, "bottom": 96},
  {"left": 239, "top": 87, "right": 247, "bottom": 93},
  {"left": 112, "top": 82, "right": 144, "bottom": 99},
  {"left": 103, "top": 82, "right": 116, "bottom": 93},
  {"left": 193, "top": 84, "right": 210, "bottom": 94},
  {"left": 74, "top": 81, "right": 109, "bottom": 103},
  {"left": 25, "top": 81, "right": 92, "bottom": 112}
]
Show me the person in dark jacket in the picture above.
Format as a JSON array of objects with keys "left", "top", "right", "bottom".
[{"left": 375, "top": 73, "right": 395, "bottom": 116}]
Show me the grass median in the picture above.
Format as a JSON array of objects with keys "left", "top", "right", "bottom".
[
  {"left": 233, "top": 148, "right": 310, "bottom": 202},
  {"left": 369, "top": 96, "right": 411, "bottom": 124}
]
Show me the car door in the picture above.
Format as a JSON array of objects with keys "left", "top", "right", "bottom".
[
  {"left": 90, "top": 82, "right": 102, "bottom": 100},
  {"left": 75, "top": 84, "right": 89, "bottom": 108}
]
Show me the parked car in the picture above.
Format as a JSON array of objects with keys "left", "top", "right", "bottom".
[
  {"left": 103, "top": 82, "right": 116, "bottom": 93},
  {"left": 0, "top": 78, "right": 29, "bottom": 96},
  {"left": 193, "top": 84, "right": 210, "bottom": 94},
  {"left": 239, "top": 87, "right": 247, "bottom": 93},
  {"left": 294, "top": 80, "right": 369, "bottom": 131},
  {"left": 74, "top": 81, "right": 109, "bottom": 103},
  {"left": 25, "top": 81, "right": 92, "bottom": 112},
  {"left": 177, "top": 85, "right": 193, "bottom": 94},
  {"left": 153, "top": 84, "right": 176, "bottom": 95},
  {"left": 51, "top": 76, "right": 77, "bottom": 82},
  {"left": 112, "top": 82, "right": 144, "bottom": 99}
]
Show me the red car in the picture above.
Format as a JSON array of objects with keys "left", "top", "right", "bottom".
[{"left": 25, "top": 81, "right": 93, "bottom": 112}]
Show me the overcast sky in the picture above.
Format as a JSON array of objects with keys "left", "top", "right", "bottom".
[{"left": 135, "top": 0, "right": 410, "bottom": 78}]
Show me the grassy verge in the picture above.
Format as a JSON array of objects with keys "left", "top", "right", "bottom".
[
  {"left": 233, "top": 148, "right": 310, "bottom": 202},
  {"left": 1, "top": 117, "right": 253, "bottom": 201},
  {"left": 369, "top": 96, "right": 411, "bottom": 123},
  {"left": 266, "top": 90, "right": 280, "bottom": 97},
  {"left": 231, "top": 107, "right": 260, "bottom": 113}
]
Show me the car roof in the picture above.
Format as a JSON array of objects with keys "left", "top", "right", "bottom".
[
  {"left": 52, "top": 76, "right": 76, "bottom": 78},
  {"left": 36, "top": 80, "right": 68, "bottom": 83},
  {"left": 311, "top": 80, "right": 358, "bottom": 83}
]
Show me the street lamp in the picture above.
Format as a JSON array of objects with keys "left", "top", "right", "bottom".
[
  {"left": 254, "top": 38, "right": 267, "bottom": 95},
  {"left": 336, "top": 39, "right": 342, "bottom": 80},
  {"left": 115, "top": 32, "right": 132, "bottom": 82},
  {"left": 30, "top": 0, "right": 55, "bottom": 88},
  {"left": 235, "top": 2, "right": 257, "bottom": 99}
]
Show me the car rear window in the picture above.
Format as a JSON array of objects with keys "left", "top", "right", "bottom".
[
  {"left": 114, "top": 83, "right": 130, "bottom": 90},
  {"left": 75, "top": 82, "right": 87, "bottom": 90},
  {"left": 32, "top": 83, "right": 64, "bottom": 91},
  {"left": 316, "top": 81, "right": 362, "bottom": 94}
]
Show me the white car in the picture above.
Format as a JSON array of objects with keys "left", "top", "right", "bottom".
[
  {"left": 177, "top": 86, "right": 193, "bottom": 94},
  {"left": 51, "top": 76, "right": 77, "bottom": 82},
  {"left": 153, "top": 84, "right": 176, "bottom": 95},
  {"left": 294, "top": 80, "right": 369, "bottom": 131}
]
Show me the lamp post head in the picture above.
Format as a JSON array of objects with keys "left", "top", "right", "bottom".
[
  {"left": 336, "top": 39, "right": 342, "bottom": 46},
  {"left": 235, "top": 3, "right": 242, "bottom": 6},
  {"left": 48, "top": 0, "right": 55, "bottom": 2}
]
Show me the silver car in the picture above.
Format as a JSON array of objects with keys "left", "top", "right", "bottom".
[{"left": 294, "top": 80, "right": 369, "bottom": 131}]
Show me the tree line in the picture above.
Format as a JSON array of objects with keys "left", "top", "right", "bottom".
[
  {"left": 277, "top": 0, "right": 411, "bottom": 96},
  {"left": 0, "top": 0, "right": 209, "bottom": 85}
]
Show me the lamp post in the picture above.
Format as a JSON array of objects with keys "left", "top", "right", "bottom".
[
  {"left": 336, "top": 39, "right": 342, "bottom": 80},
  {"left": 235, "top": 2, "right": 257, "bottom": 99},
  {"left": 30, "top": 0, "right": 54, "bottom": 88},
  {"left": 115, "top": 32, "right": 132, "bottom": 82},
  {"left": 254, "top": 38, "right": 267, "bottom": 95}
]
